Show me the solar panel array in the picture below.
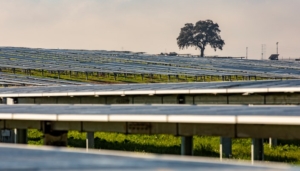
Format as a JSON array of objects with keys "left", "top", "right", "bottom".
[
  {"left": 0, "top": 72, "right": 90, "bottom": 86},
  {"left": 0, "top": 144, "right": 290, "bottom": 171},
  {"left": 2, "top": 104, "right": 300, "bottom": 138},
  {"left": 0, "top": 79, "right": 299, "bottom": 96},
  {"left": 0, "top": 47, "right": 299, "bottom": 79},
  {"left": 1, "top": 104, "right": 300, "bottom": 119},
  {"left": 2, "top": 47, "right": 300, "bottom": 168}
]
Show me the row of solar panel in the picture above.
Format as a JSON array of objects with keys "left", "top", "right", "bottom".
[{"left": 1, "top": 47, "right": 299, "bottom": 78}]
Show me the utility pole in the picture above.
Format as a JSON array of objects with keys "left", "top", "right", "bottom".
[
  {"left": 261, "top": 45, "right": 263, "bottom": 60},
  {"left": 246, "top": 47, "right": 248, "bottom": 59},
  {"left": 276, "top": 42, "right": 279, "bottom": 54},
  {"left": 261, "top": 44, "right": 266, "bottom": 60}
]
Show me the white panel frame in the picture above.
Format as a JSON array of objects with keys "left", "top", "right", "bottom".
[{"left": 109, "top": 114, "right": 168, "bottom": 122}]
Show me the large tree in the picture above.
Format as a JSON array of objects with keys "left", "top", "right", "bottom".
[{"left": 177, "top": 20, "right": 225, "bottom": 57}]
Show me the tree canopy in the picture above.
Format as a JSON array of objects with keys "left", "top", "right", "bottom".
[{"left": 177, "top": 20, "right": 225, "bottom": 57}]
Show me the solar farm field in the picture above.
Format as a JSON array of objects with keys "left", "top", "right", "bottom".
[
  {"left": 1, "top": 46, "right": 300, "bottom": 84},
  {"left": 3, "top": 46, "right": 300, "bottom": 164}
]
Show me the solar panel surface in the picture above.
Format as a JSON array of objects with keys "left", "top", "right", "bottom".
[
  {"left": 0, "top": 79, "right": 300, "bottom": 97},
  {"left": 1, "top": 47, "right": 300, "bottom": 78},
  {"left": 0, "top": 144, "right": 293, "bottom": 171},
  {"left": 1, "top": 104, "right": 300, "bottom": 125}
]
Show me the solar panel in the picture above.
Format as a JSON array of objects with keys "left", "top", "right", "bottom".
[
  {"left": 1, "top": 47, "right": 299, "bottom": 79},
  {"left": 0, "top": 144, "right": 291, "bottom": 171},
  {"left": 1, "top": 104, "right": 300, "bottom": 125},
  {"left": 0, "top": 79, "right": 300, "bottom": 96},
  {"left": 0, "top": 72, "right": 90, "bottom": 86}
]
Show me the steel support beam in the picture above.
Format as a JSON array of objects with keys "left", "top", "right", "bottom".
[
  {"left": 181, "top": 136, "right": 193, "bottom": 156},
  {"left": 15, "top": 129, "right": 27, "bottom": 144},
  {"left": 269, "top": 138, "right": 277, "bottom": 148},
  {"left": 220, "top": 137, "right": 232, "bottom": 160},
  {"left": 251, "top": 138, "right": 264, "bottom": 163},
  {"left": 86, "top": 132, "right": 95, "bottom": 150}
]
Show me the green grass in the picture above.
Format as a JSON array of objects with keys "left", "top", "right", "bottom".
[
  {"left": 27, "top": 129, "right": 300, "bottom": 164},
  {"left": 27, "top": 129, "right": 44, "bottom": 145}
]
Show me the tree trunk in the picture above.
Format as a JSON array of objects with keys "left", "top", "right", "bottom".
[{"left": 200, "top": 48, "right": 205, "bottom": 57}]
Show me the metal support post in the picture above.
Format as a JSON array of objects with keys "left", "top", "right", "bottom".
[
  {"left": 15, "top": 129, "right": 28, "bottom": 144},
  {"left": 269, "top": 138, "right": 277, "bottom": 148},
  {"left": 251, "top": 138, "right": 264, "bottom": 163},
  {"left": 220, "top": 137, "right": 232, "bottom": 160},
  {"left": 114, "top": 73, "right": 117, "bottom": 81},
  {"left": 85, "top": 72, "right": 88, "bottom": 80},
  {"left": 181, "top": 136, "right": 193, "bottom": 156},
  {"left": 86, "top": 132, "right": 95, "bottom": 150}
]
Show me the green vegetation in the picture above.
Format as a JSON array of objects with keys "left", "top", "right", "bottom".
[
  {"left": 177, "top": 20, "right": 225, "bottom": 57},
  {"left": 27, "top": 129, "right": 300, "bottom": 164}
]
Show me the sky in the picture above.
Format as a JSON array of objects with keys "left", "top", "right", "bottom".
[{"left": 0, "top": 0, "right": 299, "bottom": 59}]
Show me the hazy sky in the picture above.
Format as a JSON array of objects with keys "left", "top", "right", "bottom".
[{"left": 0, "top": 0, "right": 299, "bottom": 59}]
